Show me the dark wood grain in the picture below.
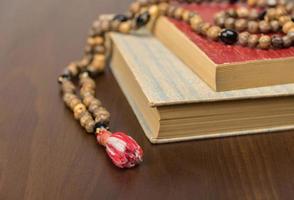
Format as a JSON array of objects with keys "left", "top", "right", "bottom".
[{"left": 0, "top": 0, "right": 294, "bottom": 199}]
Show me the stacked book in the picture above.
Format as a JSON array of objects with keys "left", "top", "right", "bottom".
[{"left": 109, "top": 4, "right": 294, "bottom": 143}]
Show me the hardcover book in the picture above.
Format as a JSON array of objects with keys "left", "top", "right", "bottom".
[
  {"left": 110, "top": 32, "right": 294, "bottom": 144},
  {"left": 152, "top": 3, "right": 294, "bottom": 91}
]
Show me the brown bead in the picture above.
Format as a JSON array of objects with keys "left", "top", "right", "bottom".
[
  {"left": 69, "top": 98, "right": 81, "bottom": 110},
  {"left": 287, "top": 31, "right": 294, "bottom": 41},
  {"left": 83, "top": 95, "right": 95, "bottom": 107},
  {"left": 270, "top": 20, "right": 280, "bottom": 32},
  {"left": 111, "top": 20, "right": 121, "bottom": 31},
  {"left": 271, "top": 35, "right": 284, "bottom": 48},
  {"left": 227, "top": 8, "right": 237, "bottom": 18},
  {"left": 80, "top": 113, "right": 93, "bottom": 127},
  {"left": 278, "top": 16, "right": 291, "bottom": 26},
  {"left": 286, "top": 2, "right": 294, "bottom": 12},
  {"left": 149, "top": 5, "right": 159, "bottom": 17},
  {"left": 182, "top": 10, "right": 195, "bottom": 22},
  {"left": 224, "top": 17, "right": 235, "bottom": 29},
  {"left": 282, "top": 36, "right": 293, "bottom": 48},
  {"left": 67, "top": 63, "right": 79, "bottom": 76},
  {"left": 248, "top": 9, "right": 259, "bottom": 20},
  {"left": 174, "top": 7, "right": 184, "bottom": 20},
  {"left": 100, "top": 20, "right": 111, "bottom": 32},
  {"left": 88, "top": 103, "right": 101, "bottom": 113},
  {"left": 248, "top": 21, "right": 259, "bottom": 33},
  {"left": 73, "top": 103, "right": 87, "bottom": 119},
  {"left": 62, "top": 80, "right": 75, "bottom": 93},
  {"left": 129, "top": 2, "right": 141, "bottom": 14},
  {"left": 276, "top": 7, "right": 287, "bottom": 17},
  {"left": 166, "top": 5, "right": 176, "bottom": 17},
  {"left": 215, "top": 17, "right": 225, "bottom": 28},
  {"left": 190, "top": 15, "right": 203, "bottom": 27},
  {"left": 248, "top": 0, "right": 257, "bottom": 6},
  {"left": 94, "top": 45, "right": 105, "bottom": 54},
  {"left": 85, "top": 120, "right": 95, "bottom": 133},
  {"left": 118, "top": 22, "right": 132, "bottom": 33},
  {"left": 207, "top": 26, "right": 221, "bottom": 41},
  {"left": 282, "top": 21, "right": 294, "bottom": 33},
  {"left": 236, "top": 7, "right": 249, "bottom": 18},
  {"left": 258, "top": 35, "right": 271, "bottom": 49},
  {"left": 257, "top": 0, "right": 267, "bottom": 7},
  {"left": 259, "top": 21, "right": 271, "bottom": 33},
  {"left": 235, "top": 19, "right": 247, "bottom": 32},
  {"left": 158, "top": 2, "right": 169, "bottom": 15},
  {"left": 238, "top": 32, "right": 250, "bottom": 46},
  {"left": 198, "top": 22, "right": 211, "bottom": 36},
  {"left": 266, "top": 8, "right": 277, "bottom": 21},
  {"left": 248, "top": 34, "right": 259, "bottom": 48}
]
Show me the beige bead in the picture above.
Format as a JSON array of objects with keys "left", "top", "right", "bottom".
[
  {"left": 270, "top": 20, "right": 280, "bottom": 32},
  {"left": 62, "top": 81, "right": 75, "bottom": 93},
  {"left": 118, "top": 22, "right": 132, "bottom": 34},
  {"left": 235, "top": 19, "right": 247, "bottom": 32},
  {"left": 276, "top": 7, "right": 287, "bottom": 17},
  {"left": 190, "top": 15, "right": 203, "bottom": 27},
  {"left": 236, "top": 7, "right": 249, "bottom": 18},
  {"left": 207, "top": 26, "right": 221, "bottom": 41},
  {"left": 93, "top": 37, "right": 104, "bottom": 45},
  {"left": 93, "top": 54, "right": 105, "bottom": 63},
  {"left": 80, "top": 113, "right": 92, "bottom": 127},
  {"left": 83, "top": 95, "right": 95, "bottom": 107},
  {"left": 282, "top": 21, "right": 294, "bottom": 33},
  {"left": 149, "top": 5, "right": 159, "bottom": 17},
  {"left": 258, "top": 35, "right": 271, "bottom": 49},
  {"left": 288, "top": 30, "right": 294, "bottom": 41},
  {"left": 69, "top": 98, "right": 81, "bottom": 110},
  {"left": 257, "top": 0, "right": 267, "bottom": 7},
  {"left": 100, "top": 20, "right": 111, "bottom": 32},
  {"left": 248, "top": 34, "right": 259, "bottom": 48},
  {"left": 129, "top": 2, "right": 141, "bottom": 14},
  {"left": 259, "top": 21, "right": 271, "bottom": 33},
  {"left": 224, "top": 18, "right": 235, "bottom": 29},
  {"left": 174, "top": 7, "right": 184, "bottom": 20},
  {"left": 238, "top": 32, "right": 250, "bottom": 46},
  {"left": 283, "top": 35, "right": 293, "bottom": 48},
  {"left": 248, "top": 0, "right": 257, "bottom": 7},
  {"left": 248, "top": 9, "right": 259, "bottom": 20},
  {"left": 198, "top": 22, "right": 211, "bottom": 36},
  {"left": 279, "top": 16, "right": 291, "bottom": 26},
  {"left": 182, "top": 10, "right": 194, "bottom": 22},
  {"left": 67, "top": 63, "right": 79, "bottom": 76},
  {"left": 85, "top": 120, "right": 95, "bottom": 133},
  {"left": 266, "top": 8, "right": 277, "bottom": 21},
  {"left": 158, "top": 2, "right": 169, "bottom": 15},
  {"left": 247, "top": 21, "right": 258, "bottom": 33},
  {"left": 74, "top": 104, "right": 86, "bottom": 119}
]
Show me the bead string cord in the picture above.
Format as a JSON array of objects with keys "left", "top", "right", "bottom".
[{"left": 58, "top": 0, "right": 294, "bottom": 168}]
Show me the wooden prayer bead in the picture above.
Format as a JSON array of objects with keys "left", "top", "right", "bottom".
[
  {"left": 85, "top": 120, "right": 95, "bottom": 133},
  {"left": 288, "top": 31, "right": 294, "bottom": 41},
  {"left": 259, "top": 20, "right": 271, "bottom": 33},
  {"left": 149, "top": 5, "right": 159, "bottom": 17},
  {"left": 74, "top": 103, "right": 87, "bottom": 119},
  {"left": 236, "top": 7, "right": 249, "bottom": 18},
  {"left": 174, "top": 7, "right": 184, "bottom": 20},
  {"left": 278, "top": 16, "right": 291, "bottom": 26},
  {"left": 272, "top": 35, "right": 284, "bottom": 48},
  {"left": 224, "top": 17, "right": 235, "bottom": 29},
  {"left": 207, "top": 26, "right": 221, "bottom": 41},
  {"left": 248, "top": 21, "right": 259, "bottom": 33},
  {"left": 235, "top": 19, "right": 247, "bottom": 31},
  {"left": 238, "top": 31, "right": 250, "bottom": 46},
  {"left": 129, "top": 2, "right": 141, "bottom": 14},
  {"left": 270, "top": 20, "right": 280, "bottom": 32},
  {"left": 182, "top": 10, "right": 194, "bottom": 22},
  {"left": 199, "top": 22, "right": 211, "bottom": 36},
  {"left": 189, "top": 15, "right": 203, "bottom": 27},
  {"left": 248, "top": 34, "right": 259, "bottom": 48},
  {"left": 158, "top": 3, "right": 169, "bottom": 15},
  {"left": 118, "top": 22, "right": 132, "bottom": 33},
  {"left": 69, "top": 98, "right": 82, "bottom": 110},
  {"left": 282, "top": 21, "right": 294, "bottom": 33},
  {"left": 258, "top": 35, "right": 271, "bottom": 49},
  {"left": 282, "top": 35, "right": 293, "bottom": 47},
  {"left": 248, "top": 9, "right": 259, "bottom": 20}
]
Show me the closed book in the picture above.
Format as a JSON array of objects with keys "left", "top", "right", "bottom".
[
  {"left": 110, "top": 32, "right": 294, "bottom": 144},
  {"left": 152, "top": 3, "right": 294, "bottom": 91}
]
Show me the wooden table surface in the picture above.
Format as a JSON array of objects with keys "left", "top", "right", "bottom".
[{"left": 1, "top": 0, "right": 294, "bottom": 199}]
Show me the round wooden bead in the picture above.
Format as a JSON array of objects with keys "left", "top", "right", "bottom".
[
  {"left": 248, "top": 0, "right": 257, "bottom": 7},
  {"left": 235, "top": 19, "right": 247, "bottom": 31},
  {"left": 69, "top": 98, "right": 81, "bottom": 110},
  {"left": 224, "top": 18, "right": 235, "bottom": 29},
  {"left": 259, "top": 21, "right": 271, "bottom": 33},
  {"left": 207, "top": 26, "right": 221, "bottom": 41},
  {"left": 158, "top": 3, "right": 169, "bottom": 15},
  {"left": 266, "top": 8, "right": 277, "bottom": 21},
  {"left": 149, "top": 5, "right": 159, "bottom": 17},
  {"left": 238, "top": 32, "right": 250, "bottom": 46},
  {"left": 282, "top": 21, "right": 294, "bottom": 33},
  {"left": 182, "top": 10, "right": 195, "bottom": 22},
  {"left": 276, "top": 7, "right": 287, "bottom": 17},
  {"left": 67, "top": 63, "right": 79, "bottom": 76},
  {"left": 118, "top": 22, "right": 132, "bottom": 33},
  {"left": 282, "top": 35, "right": 293, "bottom": 48},
  {"left": 100, "top": 20, "right": 111, "bottom": 32},
  {"left": 83, "top": 95, "right": 95, "bottom": 107},
  {"left": 215, "top": 17, "right": 225, "bottom": 27},
  {"left": 247, "top": 34, "right": 259, "bottom": 48},
  {"left": 85, "top": 120, "right": 95, "bottom": 133},
  {"left": 190, "top": 15, "right": 203, "bottom": 27},
  {"left": 129, "top": 2, "right": 141, "bottom": 14},
  {"left": 271, "top": 35, "right": 284, "bottom": 48},
  {"left": 80, "top": 113, "right": 92, "bottom": 127},
  {"left": 199, "top": 22, "right": 211, "bottom": 36},
  {"left": 227, "top": 8, "right": 237, "bottom": 17},
  {"left": 174, "top": 7, "right": 184, "bottom": 20},
  {"left": 236, "top": 7, "right": 249, "bottom": 18},
  {"left": 258, "top": 35, "right": 271, "bottom": 49},
  {"left": 248, "top": 9, "right": 259, "bottom": 20},
  {"left": 279, "top": 16, "right": 291, "bottom": 26},
  {"left": 74, "top": 104, "right": 87, "bottom": 119},
  {"left": 93, "top": 45, "right": 105, "bottom": 54},
  {"left": 248, "top": 21, "right": 259, "bottom": 33},
  {"left": 167, "top": 5, "right": 176, "bottom": 17},
  {"left": 270, "top": 20, "right": 280, "bottom": 32},
  {"left": 287, "top": 31, "right": 294, "bottom": 41}
]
